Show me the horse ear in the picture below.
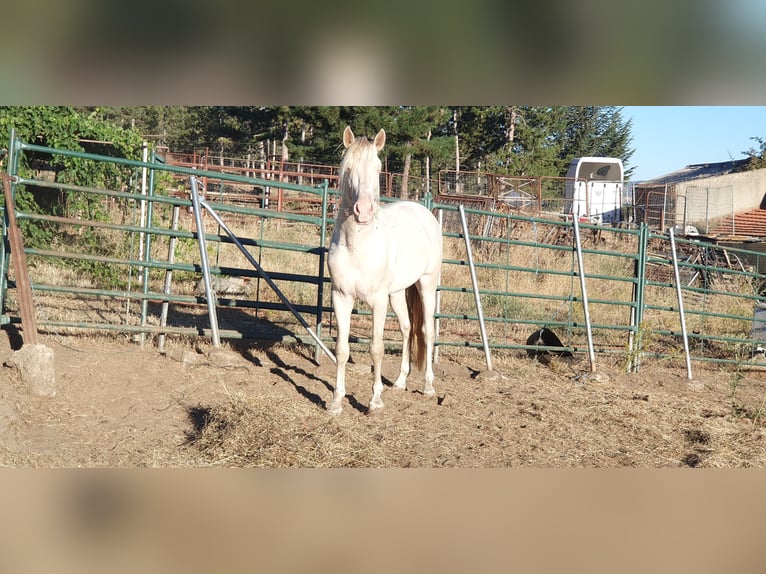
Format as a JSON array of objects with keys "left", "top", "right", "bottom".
[
  {"left": 373, "top": 129, "right": 386, "bottom": 151},
  {"left": 343, "top": 126, "right": 355, "bottom": 148}
]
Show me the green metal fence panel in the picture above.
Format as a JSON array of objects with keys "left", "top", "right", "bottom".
[
  {"left": 3, "top": 129, "right": 766, "bottom": 370},
  {"left": 432, "top": 201, "right": 766, "bottom": 369},
  {"left": 1, "top": 131, "right": 334, "bottom": 356}
]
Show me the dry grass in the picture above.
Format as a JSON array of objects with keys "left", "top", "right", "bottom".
[
  {"left": 185, "top": 393, "right": 392, "bottom": 468},
  {"left": 176, "top": 347, "right": 766, "bottom": 468}
]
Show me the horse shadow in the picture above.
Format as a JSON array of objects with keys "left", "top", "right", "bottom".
[
  {"left": 263, "top": 347, "right": 369, "bottom": 414},
  {"left": 149, "top": 298, "right": 376, "bottom": 414},
  {"left": 237, "top": 339, "right": 372, "bottom": 414},
  {"left": 147, "top": 296, "right": 299, "bottom": 344}
]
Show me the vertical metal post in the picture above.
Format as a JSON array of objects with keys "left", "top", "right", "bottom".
[
  {"left": 0, "top": 172, "right": 6, "bottom": 321},
  {"left": 628, "top": 223, "right": 648, "bottom": 373},
  {"left": 434, "top": 209, "right": 445, "bottom": 363},
  {"left": 572, "top": 214, "right": 596, "bottom": 372},
  {"left": 158, "top": 205, "right": 181, "bottom": 352},
  {"left": 191, "top": 176, "right": 221, "bottom": 347},
  {"left": 139, "top": 148, "right": 156, "bottom": 347},
  {"left": 669, "top": 227, "right": 693, "bottom": 380},
  {"left": 458, "top": 204, "right": 492, "bottom": 371},
  {"left": 0, "top": 128, "right": 16, "bottom": 317},
  {"left": 138, "top": 142, "right": 148, "bottom": 284},
  {"left": 1, "top": 129, "right": 24, "bottom": 324},
  {"left": 314, "top": 180, "right": 329, "bottom": 362}
]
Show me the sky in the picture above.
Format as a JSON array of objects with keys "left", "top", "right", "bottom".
[{"left": 622, "top": 106, "right": 766, "bottom": 183}]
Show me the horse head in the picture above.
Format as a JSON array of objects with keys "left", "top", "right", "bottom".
[{"left": 340, "top": 125, "right": 385, "bottom": 225}]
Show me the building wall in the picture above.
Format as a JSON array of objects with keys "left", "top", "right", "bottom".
[{"left": 676, "top": 168, "right": 766, "bottom": 231}]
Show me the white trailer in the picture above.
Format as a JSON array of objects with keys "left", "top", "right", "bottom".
[{"left": 563, "top": 157, "right": 626, "bottom": 225}]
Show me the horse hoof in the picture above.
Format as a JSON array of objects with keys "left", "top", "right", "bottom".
[
  {"left": 327, "top": 402, "right": 343, "bottom": 416},
  {"left": 423, "top": 387, "right": 435, "bottom": 397},
  {"left": 368, "top": 399, "right": 385, "bottom": 413},
  {"left": 367, "top": 405, "right": 384, "bottom": 416}
]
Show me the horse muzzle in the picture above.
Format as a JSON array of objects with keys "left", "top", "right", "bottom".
[{"left": 353, "top": 198, "right": 375, "bottom": 225}]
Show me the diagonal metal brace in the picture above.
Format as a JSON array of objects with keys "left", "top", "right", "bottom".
[{"left": 193, "top": 179, "right": 336, "bottom": 364}]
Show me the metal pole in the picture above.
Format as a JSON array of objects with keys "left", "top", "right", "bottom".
[
  {"left": 0, "top": 128, "right": 17, "bottom": 316},
  {"left": 2, "top": 173, "right": 39, "bottom": 345},
  {"left": 190, "top": 176, "right": 221, "bottom": 347},
  {"left": 199, "top": 195, "right": 336, "bottom": 364},
  {"left": 139, "top": 147, "right": 156, "bottom": 347},
  {"left": 314, "top": 180, "right": 329, "bottom": 362},
  {"left": 138, "top": 142, "right": 148, "bottom": 284},
  {"left": 158, "top": 205, "right": 181, "bottom": 352},
  {"left": 572, "top": 214, "right": 596, "bottom": 371},
  {"left": 434, "top": 209, "right": 443, "bottom": 364},
  {"left": 669, "top": 227, "right": 693, "bottom": 379},
  {"left": 458, "top": 204, "right": 492, "bottom": 371},
  {"left": 629, "top": 222, "right": 649, "bottom": 373},
  {"left": 627, "top": 267, "right": 638, "bottom": 373}
]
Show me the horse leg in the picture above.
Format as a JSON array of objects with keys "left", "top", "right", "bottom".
[
  {"left": 389, "top": 289, "right": 411, "bottom": 390},
  {"left": 368, "top": 295, "right": 388, "bottom": 412},
  {"left": 420, "top": 282, "right": 438, "bottom": 397},
  {"left": 328, "top": 291, "right": 353, "bottom": 415}
]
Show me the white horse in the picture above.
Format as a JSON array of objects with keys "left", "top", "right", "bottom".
[{"left": 327, "top": 126, "right": 443, "bottom": 415}]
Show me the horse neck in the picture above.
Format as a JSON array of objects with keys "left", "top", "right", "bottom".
[
  {"left": 333, "top": 190, "right": 384, "bottom": 246},
  {"left": 337, "top": 189, "right": 355, "bottom": 220}
]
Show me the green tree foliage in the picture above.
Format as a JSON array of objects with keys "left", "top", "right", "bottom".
[
  {"left": 448, "top": 106, "right": 513, "bottom": 169},
  {"left": 457, "top": 106, "right": 635, "bottom": 178},
  {"left": 91, "top": 106, "right": 204, "bottom": 151},
  {"left": 743, "top": 136, "right": 766, "bottom": 170},
  {"left": 0, "top": 106, "right": 144, "bottom": 253},
  {"left": 505, "top": 106, "right": 569, "bottom": 177},
  {"left": 1, "top": 106, "right": 144, "bottom": 187},
  {"left": 558, "top": 106, "right": 636, "bottom": 179},
  {"left": 66, "top": 106, "right": 639, "bottom": 184}
]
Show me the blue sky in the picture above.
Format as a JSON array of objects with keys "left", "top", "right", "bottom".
[{"left": 622, "top": 106, "right": 766, "bottom": 182}]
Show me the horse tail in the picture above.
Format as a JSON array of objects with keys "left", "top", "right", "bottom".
[{"left": 406, "top": 284, "right": 426, "bottom": 371}]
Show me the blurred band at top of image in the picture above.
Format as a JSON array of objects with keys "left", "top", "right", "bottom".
[{"left": 0, "top": 0, "right": 764, "bottom": 104}]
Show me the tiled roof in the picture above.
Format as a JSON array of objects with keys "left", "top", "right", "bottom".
[{"left": 709, "top": 208, "right": 766, "bottom": 238}]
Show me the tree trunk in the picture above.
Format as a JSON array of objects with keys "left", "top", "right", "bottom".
[
  {"left": 453, "top": 108, "right": 462, "bottom": 193},
  {"left": 281, "top": 120, "right": 289, "bottom": 162},
  {"left": 453, "top": 108, "right": 460, "bottom": 174},
  {"left": 425, "top": 128, "right": 432, "bottom": 197},
  {"left": 401, "top": 152, "right": 412, "bottom": 200},
  {"left": 507, "top": 106, "right": 516, "bottom": 144},
  {"left": 299, "top": 121, "right": 306, "bottom": 185}
]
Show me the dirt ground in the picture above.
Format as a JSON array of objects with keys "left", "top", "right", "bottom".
[{"left": 1, "top": 327, "right": 766, "bottom": 468}]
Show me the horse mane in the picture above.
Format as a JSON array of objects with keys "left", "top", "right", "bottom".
[{"left": 338, "top": 136, "right": 381, "bottom": 213}]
